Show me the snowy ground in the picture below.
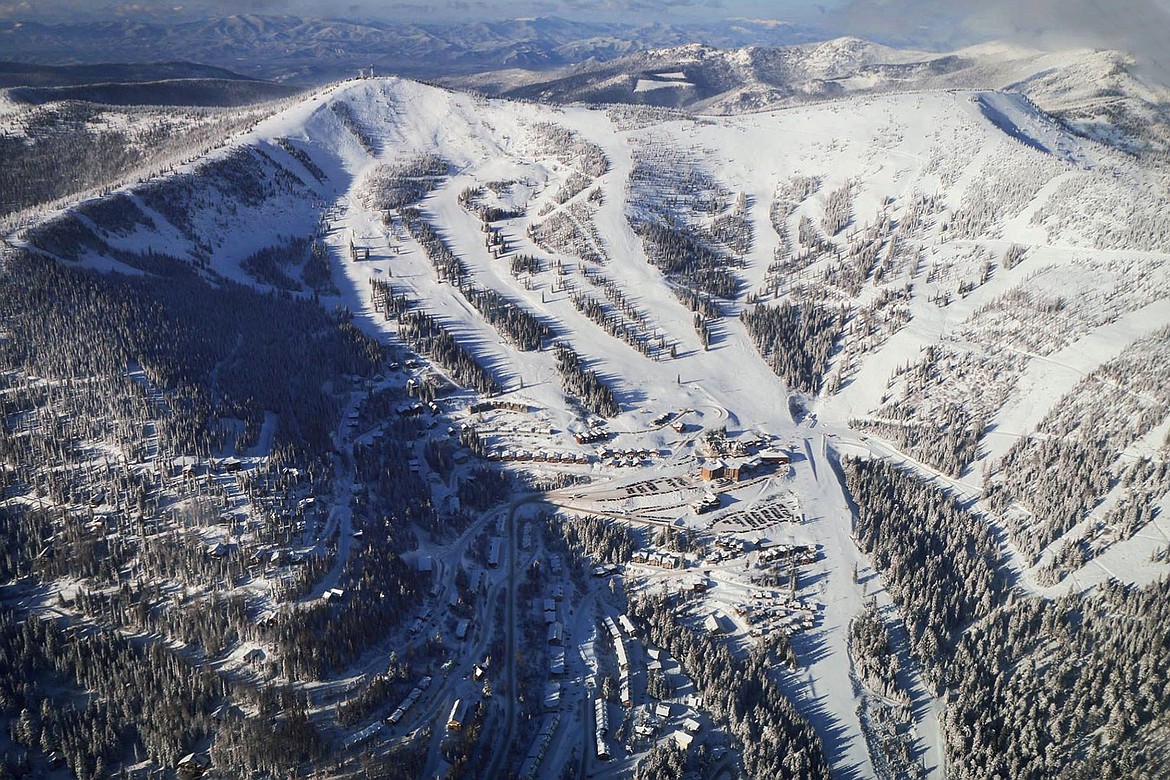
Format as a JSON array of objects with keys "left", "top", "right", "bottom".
[{"left": 20, "top": 74, "right": 1170, "bottom": 778}]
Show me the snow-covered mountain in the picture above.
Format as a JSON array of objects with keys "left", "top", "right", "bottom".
[
  {"left": 0, "top": 14, "right": 820, "bottom": 82},
  {"left": 460, "top": 36, "right": 1170, "bottom": 153},
  {"left": 20, "top": 74, "right": 1170, "bottom": 592},
  {"left": 6, "top": 71, "right": 1170, "bottom": 778}
]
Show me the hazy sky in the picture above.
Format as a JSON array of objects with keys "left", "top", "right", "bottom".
[
  {"left": 4, "top": 0, "right": 1170, "bottom": 70},
  {"left": 0, "top": 0, "right": 838, "bottom": 24}
]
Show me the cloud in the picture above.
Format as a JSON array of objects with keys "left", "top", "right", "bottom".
[{"left": 827, "top": 0, "right": 1170, "bottom": 58}]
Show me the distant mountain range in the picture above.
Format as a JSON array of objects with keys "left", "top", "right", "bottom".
[
  {"left": 0, "top": 61, "right": 301, "bottom": 106},
  {"left": 0, "top": 14, "right": 820, "bottom": 83},
  {"left": 4, "top": 14, "right": 1164, "bottom": 155},
  {"left": 451, "top": 37, "right": 1170, "bottom": 155}
]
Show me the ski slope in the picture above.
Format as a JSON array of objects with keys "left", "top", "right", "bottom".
[{"left": 17, "top": 74, "right": 1170, "bottom": 778}]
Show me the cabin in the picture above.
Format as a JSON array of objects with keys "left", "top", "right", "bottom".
[
  {"left": 177, "top": 753, "right": 211, "bottom": 778},
  {"left": 447, "top": 699, "right": 470, "bottom": 731}
]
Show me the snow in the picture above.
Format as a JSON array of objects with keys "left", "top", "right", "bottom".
[
  {"left": 22, "top": 72, "right": 1170, "bottom": 778},
  {"left": 634, "top": 79, "right": 694, "bottom": 93}
]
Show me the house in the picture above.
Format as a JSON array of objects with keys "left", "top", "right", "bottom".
[
  {"left": 488, "top": 538, "right": 503, "bottom": 568},
  {"left": 455, "top": 619, "right": 471, "bottom": 640},
  {"left": 417, "top": 555, "right": 433, "bottom": 574},
  {"left": 682, "top": 718, "right": 701, "bottom": 734},
  {"left": 547, "top": 622, "right": 564, "bottom": 645},
  {"left": 760, "top": 449, "right": 790, "bottom": 464},
  {"left": 211, "top": 703, "right": 244, "bottom": 722},
  {"left": 242, "top": 648, "right": 266, "bottom": 665},
  {"left": 673, "top": 730, "right": 694, "bottom": 749},
  {"left": 177, "top": 753, "right": 211, "bottom": 778},
  {"left": 447, "top": 699, "right": 470, "bottom": 731},
  {"left": 703, "top": 613, "right": 724, "bottom": 634},
  {"left": 342, "top": 722, "right": 383, "bottom": 750},
  {"left": 544, "top": 682, "right": 561, "bottom": 711},
  {"left": 655, "top": 702, "right": 671, "bottom": 719},
  {"left": 550, "top": 647, "right": 566, "bottom": 675},
  {"left": 691, "top": 493, "right": 719, "bottom": 514}
]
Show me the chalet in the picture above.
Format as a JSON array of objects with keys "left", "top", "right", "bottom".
[
  {"left": 243, "top": 648, "right": 266, "bottom": 665},
  {"left": 447, "top": 699, "right": 470, "bottom": 731},
  {"left": 575, "top": 430, "right": 609, "bottom": 444},
  {"left": 682, "top": 718, "right": 701, "bottom": 735},
  {"left": 177, "top": 753, "right": 211, "bottom": 778},
  {"left": 703, "top": 613, "right": 724, "bottom": 634},
  {"left": 173, "top": 456, "right": 199, "bottom": 477},
  {"left": 211, "top": 703, "right": 244, "bottom": 722},
  {"left": 655, "top": 702, "right": 672, "bottom": 719},
  {"left": 547, "top": 622, "right": 564, "bottom": 645},
  {"left": 673, "top": 730, "right": 694, "bottom": 750},
  {"left": 219, "top": 457, "right": 243, "bottom": 473},
  {"left": 691, "top": 493, "right": 719, "bottom": 514},
  {"left": 760, "top": 449, "right": 790, "bottom": 464},
  {"left": 455, "top": 618, "right": 471, "bottom": 640}
]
